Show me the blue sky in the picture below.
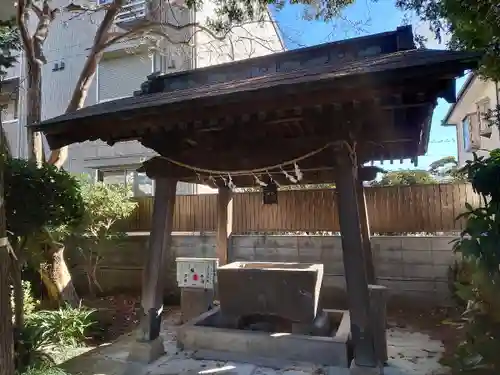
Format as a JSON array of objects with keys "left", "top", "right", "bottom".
[{"left": 272, "top": 0, "right": 466, "bottom": 171}]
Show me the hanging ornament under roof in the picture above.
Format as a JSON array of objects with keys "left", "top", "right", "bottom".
[{"left": 262, "top": 178, "right": 278, "bottom": 205}]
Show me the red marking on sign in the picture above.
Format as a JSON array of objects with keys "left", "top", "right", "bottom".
[{"left": 193, "top": 274, "right": 199, "bottom": 281}]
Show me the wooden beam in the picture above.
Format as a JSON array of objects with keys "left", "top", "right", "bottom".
[
  {"left": 334, "top": 147, "right": 376, "bottom": 367},
  {"left": 140, "top": 154, "right": 413, "bottom": 187},
  {"left": 216, "top": 187, "right": 233, "bottom": 265},
  {"left": 140, "top": 104, "right": 423, "bottom": 159},
  {"left": 86, "top": 81, "right": 444, "bottom": 143},
  {"left": 143, "top": 135, "right": 336, "bottom": 161},
  {"left": 140, "top": 178, "right": 177, "bottom": 341},
  {"left": 440, "top": 78, "right": 457, "bottom": 103},
  {"left": 142, "top": 138, "right": 418, "bottom": 175},
  {"left": 140, "top": 157, "right": 338, "bottom": 184}
]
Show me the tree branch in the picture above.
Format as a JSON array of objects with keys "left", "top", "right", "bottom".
[
  {"left": 100, "top": 23, "right": 159, "bottom": 50},
  {"left": 94, "top": 0, "right": 125, "bottom": 48},
  {"left": 16, "top": 0, "right": 36, "bottom": 65},
  {"left": 48, "top": 0, "right": 126, "bottom": 168},
  {"left": 32, "top": 1, "right": 59, "bottom": 65},
  {"left": 100, "top": 19, "right": 230, "bottom": 51},
  {"left": 31, "top": 3, "right": 43, "bottom": 18}
]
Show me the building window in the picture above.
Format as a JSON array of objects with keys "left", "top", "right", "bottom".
[
  {"left": 98, "top": 168, "right": 154, "bottom": 197},
  {"left": 462, "top": 116, "right": 471, "bottom": 151},
  {"left": 0, "top": 79, "right": 19, "bottom": 122},
  {"left": 135, "top": 172, "right": 154, "bottom": 196},
  {"left": 476, "top": 98, "right": 492, "bottom": 136}
]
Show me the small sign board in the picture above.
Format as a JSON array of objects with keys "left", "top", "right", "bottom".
[{"left": 176, "top": 257, "right": 219, "bottom": 289}]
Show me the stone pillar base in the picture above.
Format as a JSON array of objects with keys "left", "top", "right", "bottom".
[
  {"left": 368, "top": 284, "right": 388, "bottom": 364},
  {"left": 127, "top": 336, "right": 165, "bottom": 364},
  {"left": 350, "top": 360, "right": 383, "bottom": 375},
  {"left": 181, "top": 288, "right": 214, "bottom": 323}
]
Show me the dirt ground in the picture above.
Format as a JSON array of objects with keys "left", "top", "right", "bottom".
[
  {"left": 82, "top": 294, "right": 142, "bottom": 343},
  {"left": 387, "top": 304, "right": 464, "bottom": 369}
]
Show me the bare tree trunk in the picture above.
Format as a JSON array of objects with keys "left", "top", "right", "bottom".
[
  {"left": 83, "top": 252, "right": 103, "bottom": 297},
  {"left": 39, "top": 237, "right": 79, "bottom": 308},
  {"left": 17, "top": 1, "right": 54, "bottom": 166},
  {"left": 92, "top": 257, "right": 104, "bottom": 295},
  {"left": 41, "top": 3, "right": 119, "bottom": 302},
  {"left": 85, "top": 267, "right": 95, "bottom": 297},
  {"left": 47, "top": 0, "right": 122, "bottom": 168},
  {"left": 26, "top": 60, "right": 44, "bottom": 164},
  {"left": 0, "top": 113, "right": 14, "bottom": 375},
  {"left": 19, "top": 0, "right": 125, "bottom": 305},
  {"left": 45, "top": 56, "right": 99, "bottom": 167},
  {"left": 17, "top": 0, "right": 82, "bottom": 306}
]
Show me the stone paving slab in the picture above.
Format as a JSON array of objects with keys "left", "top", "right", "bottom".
[{"left": 60, "top": 312, "right": 449, "bottom": 375}]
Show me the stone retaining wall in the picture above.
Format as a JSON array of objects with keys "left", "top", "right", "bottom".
[{"left": 67, "top": 234, "right": 457, "bottom": 306}]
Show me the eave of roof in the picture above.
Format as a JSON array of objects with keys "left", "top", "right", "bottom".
[
  {"left": 442, "top": 72, "right": 476, "bottom": 126},
  {"left": 32, "top": 48, "right": 481, "bottom": 134}
]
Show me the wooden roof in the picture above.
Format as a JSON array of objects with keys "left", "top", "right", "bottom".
[{"left": 32, "top": 26, "right": 480, "bottom": 187}]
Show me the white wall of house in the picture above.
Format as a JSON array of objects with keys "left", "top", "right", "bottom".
[
  {"left": 0, "top": 0, "right": 16, "bottom": 21},
  {"left": 190, "top": 5, "right": 284, "bottom": 195},
  {"left": 194, "top": 4, "right": 284, "bottom": 68},
  {"left": 3, "top": 0, "right": 283, "bottom": 196},
  {"left": 445, "top": 75, "right": 500, "bottom": 166},
  {"left": 1, "top": 11, "right": 36, "bottom": 159},
  {"left": 1, "top": 77, "right": 20, "bottom": 157}
]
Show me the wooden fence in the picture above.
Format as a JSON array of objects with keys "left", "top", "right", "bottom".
[{"left": 122, "top": 183, "right": 481, "bottom": 233}]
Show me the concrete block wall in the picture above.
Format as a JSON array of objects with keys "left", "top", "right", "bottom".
[
  {"left": 68, "top": 234, "right": 457, "bottom": 306},
  {"left": 68, "top": 234, "right": 217, "bottom": 296},
  {"left": 231, "top": 235, "right": 457, "bottom": 304}
]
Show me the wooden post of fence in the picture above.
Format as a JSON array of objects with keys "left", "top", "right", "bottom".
[{"left": 216, "top": 186, "right": 233, "bottom": 265}]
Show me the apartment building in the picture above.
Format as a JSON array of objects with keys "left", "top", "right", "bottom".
[
  {"left": 1, "top": 0, "right": 284, "bottom": 195},
  {"left": 443, "top": 73, "right": 500, "bottom": 166}
]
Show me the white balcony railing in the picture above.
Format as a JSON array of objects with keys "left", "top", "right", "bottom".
[
  {"left": 97, "top": 0, "right": 147, "bottom": 24},
  {"left": 115, "top": 0, "right": 147, "bottom": 24}
]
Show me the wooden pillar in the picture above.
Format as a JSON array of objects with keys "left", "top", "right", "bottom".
[
  {"left": 334, "top": 149, "right": 376, "bottom": 368},
  {"left": 0, "top": 109, "right": 15, "bottom": 375},
  {"left": 357, "top": 179, "right": 376, "bottom": 285},
  {"left": 140, "top": 177, "right": 177, "bottom": 341},
  {"left": 216, "top": 186, "right": 233, "bottom": 265}
]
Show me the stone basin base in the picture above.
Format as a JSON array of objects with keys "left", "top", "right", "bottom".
[{"left": 177, "top": 307, "right": 352, "bottom": 368}]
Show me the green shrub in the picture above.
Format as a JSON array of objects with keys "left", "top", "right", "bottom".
[
  {"left": 11, "top": 281, "right": 40, "bottom": 318},
  {"left": 73, "top": 179, "right": 137, "bottom": 295},
  {"left": 450, "top": 149, "right": 500, "bottom": 372},
  {"left": 15, "top": 324, "right": 55, "bottom": 373},
  {"left": 4, "top": 159, "right": 84, "bottom": 237},
  {"left": 447, "top": 259, "right": 474, "bottom": 307},
  {"left": 19, "top": 366, "right": 69, "bottom": 375},
  {"left": 25, "top": 306, "right": 96, "bottom": 347}
]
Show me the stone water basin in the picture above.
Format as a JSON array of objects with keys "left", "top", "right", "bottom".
[
  {"left": 177, "top": 307, "right": 352, "bottom": 368},
  {"left": 216, "top": 262, "right": 324, "bottom": 323}
]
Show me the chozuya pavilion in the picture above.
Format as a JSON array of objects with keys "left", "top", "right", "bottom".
[{"left": 33, "top": 26, "right": 478, "bottom": 373}]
